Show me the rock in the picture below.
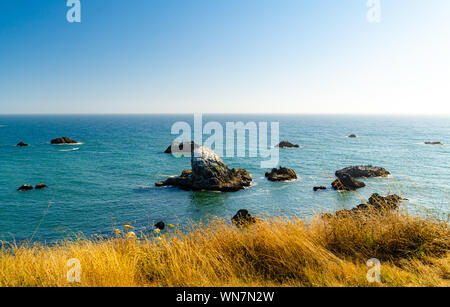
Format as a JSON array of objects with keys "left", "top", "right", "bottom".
[
  {"left": 276, "top": 141, "right": 300, "bottom": 148},
  {"left": 156, "top": 146, "right": 252, "bottom": 192},
  {"left": 232, "top": 209, "right": 256, "bottom": 226},
  {"left": 329, "top": 193, "right": 405, "bottom": 218},
  {"left": 155, "top": 221, "right": 165, "bottom": 230},
  {"left": 17, "top": 142, "right": 29, "bottom": 147},
  {"left": 313, "top": 186, "right": 327, "bottom": 191},
  {"left": 51, "top": 137, "right": 78, "bottom": 144},
  {"left": 35, "top": 183, "right": 48, "bottom": 190},
  {"left": 18, "top": 185, "right": 33, "bottom": 191},
  {"left": 164, "top": 141, "right": 200, "bottom": 154},
  {"left": 357, "top": 193, "right": 405, "bottom": 211},
  {"left": 331, "top": 174, "right": 366, "bottom": 191},
  {"left": 335, "top": 165, "right": 390, "bottom": 178},
  {"left": 265, "top": 167, "right": 297, "bottom": 182},
  {"left": 348, "top": 134, "right": 357, "bottom": 138},
  {"left": 425, "top": 142, "right": 443, "bottom": 145}
]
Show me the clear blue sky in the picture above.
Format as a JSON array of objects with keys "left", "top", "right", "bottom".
[{"left": 1, "top": 0, "right": 449, "bottom": 114}]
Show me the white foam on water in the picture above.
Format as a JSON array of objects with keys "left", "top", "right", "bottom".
[
  {"left": 58, "top": 147, "right": 80, "bottom": 152},
  {"left": 53, "top": 142, "right": 84, "bottom": 146}
]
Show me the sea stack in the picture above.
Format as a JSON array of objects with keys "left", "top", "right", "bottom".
[{"left": 156, "top": 146, "right": 252, "bottom": 192}]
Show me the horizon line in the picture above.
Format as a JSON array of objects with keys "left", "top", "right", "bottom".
[{"left": 0, "top": 113, "right": 449, "bottom": 117}]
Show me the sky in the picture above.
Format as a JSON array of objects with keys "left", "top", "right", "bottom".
[{"left": 0, "top": 0, "right": 449, "bottom": 115}]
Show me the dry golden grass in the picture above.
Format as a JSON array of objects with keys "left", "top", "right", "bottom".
[{"left": 0, "top": 209, "right": 449, "bottom": 287}]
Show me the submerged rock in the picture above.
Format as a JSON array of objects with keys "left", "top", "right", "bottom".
[
  {"left": 335, "top": 165, "right": 390, "bottom": 178},
  {"left": 348, "top": 134, "right": 357, "bottom": 138},
  {"left": 18, "top": 185, "right": 33, "bottom": 191},
  {"left": 276, "top": 141, "right": 300, "bottom": 148},
  {"left": 265, "top": 167, "right": 297, "bottom": 182},
  {"left": 232, "top": 209, "right": 256, "bottom": 226},
  {"left": 17, "top": 142, "right": 29, "bottom": 147},
  {"left": 35, "top": 183, "right": 48, "bottom": 190},
  {"left": 425, "top": 142, "right": 443, "bottom": 145},
  {"left": 313, "top": 186, "right": 327, "bottom": 191},
  {"left": 51, "top": 137, "right": 78, "bottom": 144},
  {"left": 164, "top": 141, "right": 200, "bottom": 154},
  {"left": 156, "top": 146, "right": 252, "bottom": 192},
  {"left": 331, "top": 174, "right": 366, "bottom": 191}
]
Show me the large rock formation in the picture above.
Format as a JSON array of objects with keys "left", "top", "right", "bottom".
[
  {"left": 156, "top": 146, "right": 252, "bottom": 192},
  {"left": 164, "top": 141, "right": 200, "bottom": 154},
  {"left": 332, "top": 174, "right": 366, "bottom": 191},
  {"left": 51, "top": 137, "right": 78, "bottom": 144},
  {"left": 265, "top": 167, "right": 297, "bottom": 182},
  {"left": 276, "top": 141, "right": 300, "bottom": 148},
  {"left": 335, "top": 166, "right": 390, "bottom": 178}
]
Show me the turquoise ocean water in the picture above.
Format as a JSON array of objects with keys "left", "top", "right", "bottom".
[{"left": 0, "top": 115, "right": 448, "bottom": 243}]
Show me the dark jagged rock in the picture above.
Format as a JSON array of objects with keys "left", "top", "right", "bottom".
[
  {"left": 276, "top": 141, "right": 300, "bottom": 148},
  {"left": 164, "top": 141, "right": 200, "bottom": 154},
  {"left": 17, "top": 142, "right": 29, "bottom": 147},
  {"left": 155, "top": 221, "right": 165, "bottom": 230},
  {"left": 51, "top": 137, "right": 78, "bottom": 144},
  {"left": 335, "top": 165, "right": 390, "bottom": 178},
  {"left": 348, "top": 134, "right": 357, "bottom": 138},
  {"left": 18, "top": 185, "right": 33, "bottom": 191},
  {"left": 232, "top": 209, "right": 256, "bottom": 226},
  {"left": 156, "top": 146, "right": 252, "bottom": 192},
  {"left": 265, "top": 167, "right": 297, "bottom": 182},
  {"left": 425, "top": 142, "right": 443, "bottom": 145},
  {"left": 331, "top": 194, "right": 405, "bottom": 217},
  {"left": 357, "top": 193, "right": 405, "bottom": 211},
  {"left": 35, "top": 183, "right": 48, "bottom": 190},
  {"left": 314, "top": 186, "right": 327, "bottom": 191},
  {"left": 331, "top": 174, "right": 366, "bottom": 191}
]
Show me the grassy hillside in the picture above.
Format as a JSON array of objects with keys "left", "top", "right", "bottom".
[{"left": 0, "top": 208, "right": 449, "bottom": 287}]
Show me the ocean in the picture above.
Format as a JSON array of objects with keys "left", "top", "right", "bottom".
[{"left": 0, "top": 115, "right": 448, "bottom": 243}]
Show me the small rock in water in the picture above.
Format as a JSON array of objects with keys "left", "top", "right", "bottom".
[
  {"left": 35, "top": 183, "right": 48, "bottom": 190},
  {"left": 51, "top": 137, "right": 78, "bottom": 144},
  {"left": 331, "top": 174, "right": 366, "bottom": 191},
  {"left": 424, "top": 142, "right": 443, "bottom": 145},
  {"left": 155, "top": 221, "right": 165, "bottom": 230},
  {"left": 265, "top": 167, "right": 297, "bottom": 182},
  {"left": 18, "top": 185, "right": 33, "bottom": 191},
  {"left": 276, "top": 141, "right": 300, "bottom": 148},
  {"left": 348, "top": 134, "right": 357, "bottom": 138},
  {"left": 17, "top": 142, "right": 29, "bottom": 147},
  {"left": 164, "top": 141, "right": 200, "bottom": 154},
  {"left": 313, "top": 186, "right": 327, "bottom": 191},
  {"left": 232, "top": 209, "right": 256, "bottom": 226}
]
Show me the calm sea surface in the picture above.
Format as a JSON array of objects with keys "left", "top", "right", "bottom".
[{"left": 0, "top": 115, "right": 449, "bottom": 243}]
